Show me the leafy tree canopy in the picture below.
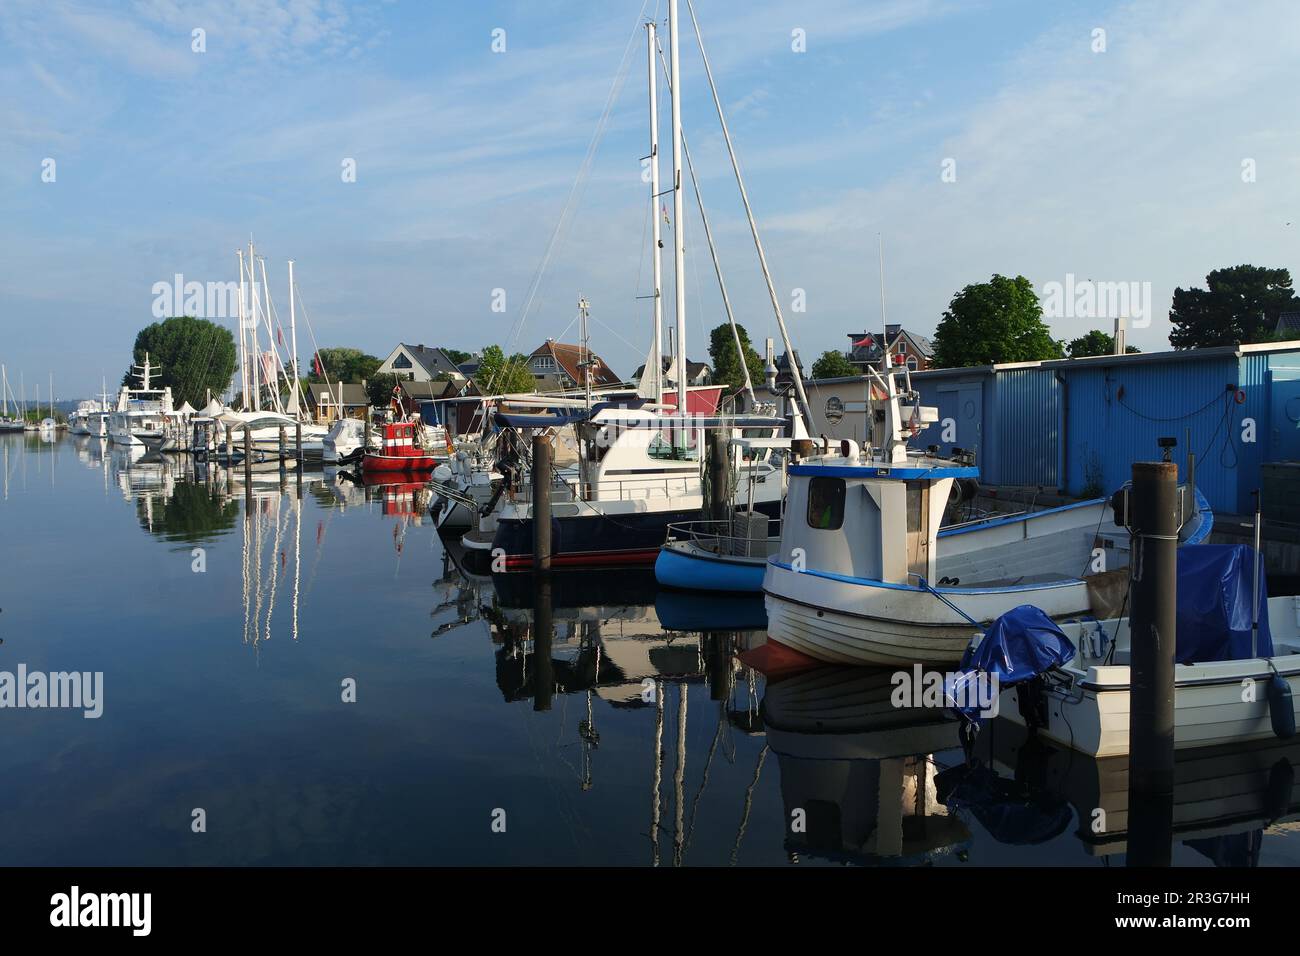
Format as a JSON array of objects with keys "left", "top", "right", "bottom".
[
  {"left": 707, "top": 323, "right": 765, "bottom": 393},
  {"left": 124, "top": 315, "right": 237, "bottom": 408},
  {"left": 308, "top": 347, "right": 381, "bottom": 384},
  {"left": 441, "top": 348, "right": 472, "bottom": 365},
  {"left": 811, "top": 349, "right": 858, "bottom": 380},
  {"left": 1067, "top": 330, "right": 1141, "bottom": 357},
  {"left": 475, "top": 344, "right": 535, "bottom": 394},
  {"left": 1168, "top": 265, "right": 1300, "bottom": 349},
  {"left": 931, "top": 274, "right": 1063, "bottom": 368}
]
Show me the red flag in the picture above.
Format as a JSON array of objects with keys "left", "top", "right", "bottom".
[
  {"left": 313, "top": 353, "right": 322, "bottom": 377},
  {"left": 276, "top": 328, "right": 284, "bottom": 346}
]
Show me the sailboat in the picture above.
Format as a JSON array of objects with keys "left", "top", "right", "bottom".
[
  {"left": 465, "top": 1, "right": 794, "bottom": 572},
  {"left": 0, "top": 365, "right": 24, "bottom": 432},
  {"left": 214, "top": 248, "right": 329, "bottom": 462}
]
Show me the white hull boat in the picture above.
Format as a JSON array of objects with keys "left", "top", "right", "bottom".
[
  {"left": 763, "top": 366, "right": 1211, "bottom": 668},
  {"left": 997, "top": 594, "right": 1300, "bottom": 758}
]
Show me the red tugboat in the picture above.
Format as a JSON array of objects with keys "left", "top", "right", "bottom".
[{"left": 361, "top": 421, "right": 437, "bottom": 475}]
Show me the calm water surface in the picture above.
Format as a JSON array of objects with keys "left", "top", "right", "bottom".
[{"left": 2, "top": 432, "right": 1298, "bottom": 866}]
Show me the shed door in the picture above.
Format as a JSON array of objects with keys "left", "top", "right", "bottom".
[
  {"left": 936, "top": 382, "right": 982, "bottom": 463},
  {"left": 1269, "top": 368, "right": 1300, "bottom": 461}
]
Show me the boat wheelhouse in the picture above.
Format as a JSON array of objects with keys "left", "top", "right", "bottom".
[{"left": 762, "top": 367, "right": 1212, "bottom": 666}]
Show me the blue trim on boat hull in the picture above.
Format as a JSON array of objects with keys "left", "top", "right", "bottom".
[{"left": 655, "top": 544, "right": 766, "bottom": 593}]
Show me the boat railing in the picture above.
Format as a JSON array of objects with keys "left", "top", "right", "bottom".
[
  {"left": 513, "top": 473, "right": 696, "bottom": 503},
  {"left": 665, "top": 517, "right": 781, "bottom": 558}
]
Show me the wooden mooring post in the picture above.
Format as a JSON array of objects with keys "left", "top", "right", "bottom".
[
  {"left": 1127, "top": 459, "right": 1177, "bottom": 866},
  {"left": 706, "top": 427, "right": 730, "bottom": 523},
  {"left": 532, "top": 433, "right": 552, "bottom": 573}
]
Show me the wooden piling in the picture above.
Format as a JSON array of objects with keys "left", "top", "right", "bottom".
[
  {"left": 532, "top": 433, "right": 552, "bottom": 573},
  {"left": 278, "top": 425, "right": 287, "bottom": 473},
  {"left": 225, "top": 424, "right": 233, "bottom": 468},
  {"left": 1127, "top": 459, "right": 1177, "bottom": 866},
  {"left": 707, "top": 427, "right": 730, "bottom": 523},
  {"left": 532, "top": 572, "right": 554, "bottom": 712}
]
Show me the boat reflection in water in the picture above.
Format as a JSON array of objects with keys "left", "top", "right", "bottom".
[
  {"left": 761, "top": 667, "right": 970, "bottom": 865},
  {"left": 971, "top": 720, "right": 1300, "bottom": 864}
]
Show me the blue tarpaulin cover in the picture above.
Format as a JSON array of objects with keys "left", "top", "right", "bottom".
[
  {"left": 960, "top": 605, "right": 1077, "bottom": 683},
  {"left": 946, "top": 605, "right": 1075, "bottom": 723},
  {"left": 1175, "top": 544, "right": 1270, "bottom": 664}
]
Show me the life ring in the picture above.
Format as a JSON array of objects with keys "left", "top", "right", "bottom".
[{"left": 1234, "top": 389, "right": 1246, "bottom": 405}]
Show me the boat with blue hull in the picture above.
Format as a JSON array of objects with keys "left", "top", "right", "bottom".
[{"left": 655, "top": 518, "right": 776, "bottom": 592}]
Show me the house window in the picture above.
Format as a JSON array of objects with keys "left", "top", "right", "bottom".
[
  {"left": 897, "top": 342, "right": 907, "bottom": 355},
  {"left": 806, "top": 477, "right": 845, "bottom": 531},
  {"left": 907, "top": 357, "right": 918, "bottom": 371},
  {"left": 393, "top": 354, "right": 413, "bottom": 369},
  {"left": 532, "top": 356, "right": 556, "bottom": 371}
]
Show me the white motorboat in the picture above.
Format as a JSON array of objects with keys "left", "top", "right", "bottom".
[
  {"left": 996, "top": 593, "right": 1300, "bottom": 758},
  {"left": 763, "top": 365, "right": 1212, "bottom": 667},
  {"left": 109, "top": 355, "right": 173, "bottom": 447}
]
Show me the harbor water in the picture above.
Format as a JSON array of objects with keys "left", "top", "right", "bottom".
[{"left": 4, "top": 431, "right": 1300, "bottom": 866}]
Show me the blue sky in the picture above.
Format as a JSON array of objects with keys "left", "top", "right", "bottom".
[{"left": 2, "top": 0, "right": 1298, "bottom": 398}]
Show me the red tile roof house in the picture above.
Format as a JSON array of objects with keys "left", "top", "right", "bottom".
[{"left": 526, "top": 339, "right": 622, "bottom": 392}]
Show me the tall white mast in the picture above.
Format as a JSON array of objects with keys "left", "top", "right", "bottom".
[
  {"left": 668, "top": 0, "right": 687, "bottom": 415},
  {"left": 288, "top": 259, "right": 300, "bottom": 418},
  {"left": 248, "top": 240, "right": 261, "bottom": 410},
  {"left": 2, "top": 365, "right": 7, "bottom": 417},
  {"left": 646, "top": 20, "right": 664, "bottom": 405},
  {"left": 257, "top": 255, "right": 284, "bottom": 414},
  {"left": 236, "top": 249, "right": 249, "bottom": 409}
]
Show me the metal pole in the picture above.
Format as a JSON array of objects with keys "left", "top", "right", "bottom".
[
  {"left": 1253, "top": 488, "right": 1262, "bottom": 658},
  {"left": 1127, "top": 459, "right": 1177, "bottom": 867},
  {"left": 532, "top": 433, "right": 552, "bottom": 573},
  {"left": 667, "top": 0, "right": 688, "bottom": 417},
  {"left": 645, "top": 20, "right": 664, "bottom": 405}
]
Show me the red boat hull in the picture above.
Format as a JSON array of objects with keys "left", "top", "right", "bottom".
[{"left": 361, "top": 452, "right": 437, "bottom": 474}]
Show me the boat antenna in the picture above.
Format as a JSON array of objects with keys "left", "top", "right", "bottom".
[{"left": 879, "top": 233, "right": 891, "bottom": 373}]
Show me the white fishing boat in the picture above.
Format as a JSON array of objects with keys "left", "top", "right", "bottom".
[
  {"left": 109, "top": 355, "right": 173, "bottom": 447},
  {"left": 995, "top": 592, "right": 1300, "bottom": 758},
  {"left": 762, "top": 365, "right": 1212, "bottom": 667}
]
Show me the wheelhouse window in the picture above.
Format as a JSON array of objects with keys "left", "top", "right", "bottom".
[{"left": 806, "top": 477, "right": 845, "bottom": 530}]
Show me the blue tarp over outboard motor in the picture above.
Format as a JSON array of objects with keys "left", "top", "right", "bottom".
[{"left": 946, "top": 605, "right": 1076, "bottom": 728}]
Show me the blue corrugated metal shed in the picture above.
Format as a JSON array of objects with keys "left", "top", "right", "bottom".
[{"left": 913, "top": 342, "right": 1300, "bottom": 515}]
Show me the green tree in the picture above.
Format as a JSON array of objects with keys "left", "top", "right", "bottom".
[
  {"left": 308, "top": 347, "right": 381, "bottom": 383},
  {"left": 811, "top": 349, "right": 858, "bottom": 380},
  {"left": 125, "top": 316, "right": 237, "bottom": 408},
  {"left": 931, "top": 274, "right": 1064, "bottom": 368},
  {"left": 707, "top": 323, "right": 765, "bottom": 393},
  {"left": 441, "top": 348, "right": 472, "bottom": 365},
  {"left": 1169, "top": 265, "right": 1300, "bottom": 349},
  {"left": 366, "top": 372, "right": 400, "bottom": 408},
  {"left": 474, "top": 345, "right": 535, "bottom": 394},
  {"left": 1067, "top": 330, "right": 1141, "bottom": 357}
]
